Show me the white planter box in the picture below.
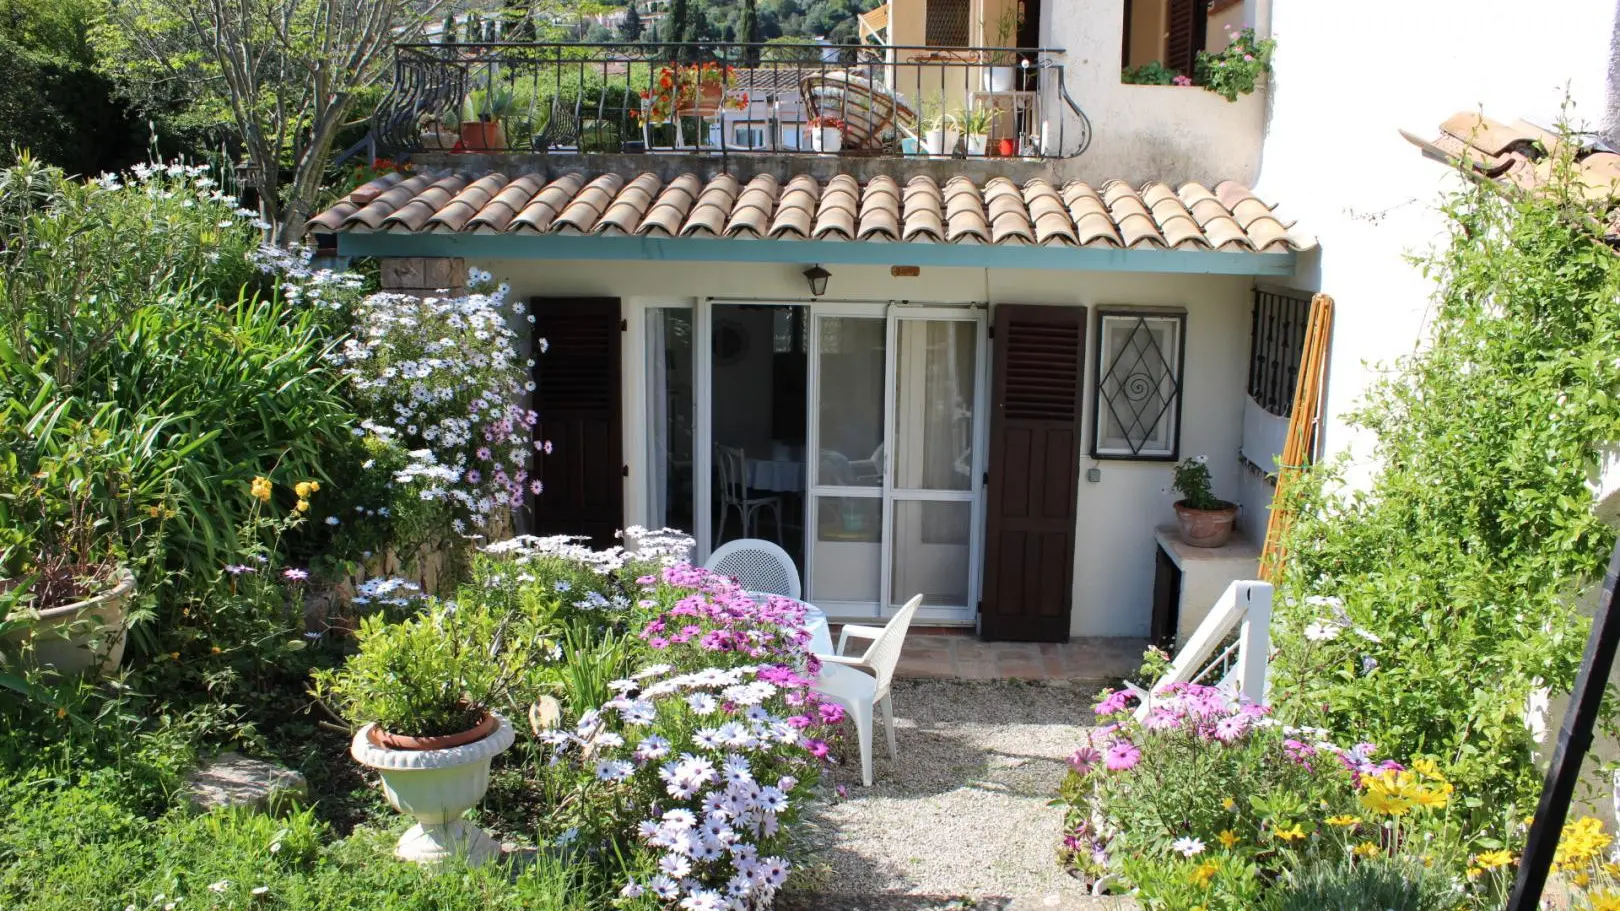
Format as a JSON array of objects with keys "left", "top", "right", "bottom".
[{"left": 810, "top": 127, "right": 842, "bottom": 153}]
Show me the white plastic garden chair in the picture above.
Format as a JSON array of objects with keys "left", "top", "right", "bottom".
[
  {"left": 704, "top": 538, "right": 802, "bottom": 600},
  {"left": 812, "top": 593, "right": 924, "bottom": 787}
]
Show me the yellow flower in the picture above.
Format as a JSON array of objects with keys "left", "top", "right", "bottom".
[
  {"left": 55, "top": 707, "right": 67, "bottom": 718},
  {"left": 1273, "top": 823, "right": 1306, "bottom": 843},
  {"left": 147, "top": 505, "right": 162, "bottom": 518},
  {"left": 1556, "top": 817, "right": 1612, "bottom": 869},
  {"left": 1589, "top": 891, "right": 1620, "bottom": 911},
  {"left": 210, "top": 646, "right": 221, "bottom": 655},
  {"left": 1475, "top": 849, "right": 1514, "bottom": 870},
  {"left": 1189, "top": 861, "right": 1219, "bottom": 888},
  {"left": 168, "top": 651, "right": 180, "bottom": 660},
  {"left": 1325, "top": 815, "right": 1361, "bottom": 828},
  {"left": 1411, "top": 786, "right": 1449, "bottom": 810},
  {"left": 1574, "top": 873, "right": 1593, "bottom": 889},
  {"left": 1411, "top": 758, "right": 1447, "bottom": 782},
  {"left": 295, "top": 499, "right": 310, "bottom": 513},
  {"left": 1358, "top": 789, "right": 1413, "bottom": 817},
  {"left": 1467, "top": 867, "right": 1482, "bottom": 879},
  {"left": 250, "top": 476, "right": 272, "bottom": 502},
  {"left": 1216, "top": 830, "right": 1239, "bottom": 850},
  {"left": 1352, "top": 841, "right": 1382, "bottom": 859},
  {"left": 295, "top": 481, "right": 313, "bottom": 498},
  {"left": 309, "top": 480, "right": 320, "bottom": 493},
  {"left": 1221, "top": 797, "right": 1236, "bottom": 811}
]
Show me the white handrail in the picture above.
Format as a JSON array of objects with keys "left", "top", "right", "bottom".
[{"left": 1132, "top": 580, "right": 1273, "bottom": 719}]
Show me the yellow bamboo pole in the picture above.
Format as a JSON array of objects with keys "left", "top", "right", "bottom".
[{"left": 1259, "top": 293, "right": 1334, "bottom": 583}]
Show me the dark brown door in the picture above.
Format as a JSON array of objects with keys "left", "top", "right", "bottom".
[
  {"left": 532, "top": 298, "right": 622, "bottom": 548},
  {"left": 1164, "top": 0, "right": 1207, "bottom": 76},
  {"left": 980, "top": 304, "right": 1086, "bottom": 642}
]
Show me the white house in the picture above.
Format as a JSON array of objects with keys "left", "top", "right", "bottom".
[{"left": 308, "top": 0, "right": 1619, "bottom": 646}]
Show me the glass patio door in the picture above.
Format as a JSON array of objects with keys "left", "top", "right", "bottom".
[{"left": 883, "top": 309, "right": 986, "bottom": 623}]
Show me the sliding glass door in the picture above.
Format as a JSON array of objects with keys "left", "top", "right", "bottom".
[{"left": 884, "top": 309, "right": 985, "bottom": 623}]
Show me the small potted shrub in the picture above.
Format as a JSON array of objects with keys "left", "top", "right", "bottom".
[
  {"left": 980, "top": 7, "right": 1019, "bottom": 92},
  {"left": 458, "top": 86, "right": 514, "bottom": 152},
  {"left": 807, "top": 115, "right": 846, "bottom": 153},
  {"left": 312, "top": 603, "right": 537, "bottom": 865},
  {"left": 0, "top": 427, "right": 139, "bottom": 678},
  {"left": 920, "top": 97, "right": 959, "bottom": 157},
  {"left": 1170, "top": 456, "right": 1238, "bottom": 547},
  {"left": 1194, "top": 26, "right": 1276, "bottom": 101},
  {"left": 958, "top": 105, "right": 1000, "bottom": 156}
]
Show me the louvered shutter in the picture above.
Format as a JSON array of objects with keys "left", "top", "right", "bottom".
[
  {"left": 980, "top": 305, "right": 1086, "bottom": 642},
  {"left": 1164, "top": 0, "right": 1207, "bottom": 76},
  {"left": 532, "top": 298, "right": 623, "bottom": 548}
]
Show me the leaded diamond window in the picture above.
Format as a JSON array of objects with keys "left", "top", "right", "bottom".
[{"left": 1092, "top": 311, "right": 1185, "bottom": 460}]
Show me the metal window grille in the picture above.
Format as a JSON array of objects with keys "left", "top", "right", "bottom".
[
  {"left": 1247, "top": 288, "right": 1313, "bottom": 417},
  {"left": 1092, "top": 311, "right": 1185, "bottom": 460},
  {"left": 925, "top": 0, "right": 971, "bottom": 47}
]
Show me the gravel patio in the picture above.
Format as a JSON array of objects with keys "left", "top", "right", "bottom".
[{"left": 780, "top": 678, "right": 1139, "bottom": 911}]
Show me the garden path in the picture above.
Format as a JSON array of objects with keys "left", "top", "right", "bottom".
[{"left": 780, "top": 678, "right": 1135, "bottom": 911}]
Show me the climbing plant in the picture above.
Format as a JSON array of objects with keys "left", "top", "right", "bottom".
[{"left": 1270, "top": 124, "right": 1620, "bottom": 816}]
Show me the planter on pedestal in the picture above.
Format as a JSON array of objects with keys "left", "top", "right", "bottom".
[
  {"left": 350, "top": 713, "right": 515, "bottom": 866},
  {"left": 1, "top": 567, "right": 134, "bottom": 677}
]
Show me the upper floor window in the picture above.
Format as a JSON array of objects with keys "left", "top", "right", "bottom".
[{"left": 926, "top": 0, "right": 971, "bottom": 47}]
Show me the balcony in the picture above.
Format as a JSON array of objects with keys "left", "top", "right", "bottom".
[{"left": 371, "top": 41, "right": 1090, "bottom": 164}]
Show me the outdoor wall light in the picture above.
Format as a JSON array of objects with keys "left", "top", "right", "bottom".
[{"left": 803, "top": 264, "right": 831, "bottom": 297}]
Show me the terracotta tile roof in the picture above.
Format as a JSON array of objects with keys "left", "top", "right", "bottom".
[
  {"left": 1401, "top": 111, "right": 1620, "bottom": 205},
  {"left": 308, "top": 169, "right": 1311, "bottom": 253}
]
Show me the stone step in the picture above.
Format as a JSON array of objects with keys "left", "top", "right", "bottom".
[{"left": 184, "top": 752, "right": 308, "bottom": 813}]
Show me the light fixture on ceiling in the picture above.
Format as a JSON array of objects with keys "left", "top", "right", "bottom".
[{"left": 803, "top": 264, "right": 831, "bottom": 297}]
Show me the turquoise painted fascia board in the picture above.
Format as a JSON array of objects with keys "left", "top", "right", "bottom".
[{"left": 333, "top": 232, "right": 1298, "bottom": 276}]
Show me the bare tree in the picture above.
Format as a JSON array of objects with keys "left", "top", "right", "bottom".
[{"left": 99, "top": 0, "right": 445, "bottom": 243}]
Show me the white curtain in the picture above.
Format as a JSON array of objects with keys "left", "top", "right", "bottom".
[{"left": 647, "top": 310, "right": 670, "bottom": 527}]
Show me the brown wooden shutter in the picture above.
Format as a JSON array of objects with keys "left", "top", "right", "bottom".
[
  {"left": 1164, "top": 0, "right": 1207, "bottom": 76},
  {"left": 980, "top": 304, "right": 1086, "bottom": 642},
  {"left": 532, "top": 298, "right": 623, "bottom": 548}
]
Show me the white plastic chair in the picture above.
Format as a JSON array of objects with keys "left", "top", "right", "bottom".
[
  {"left": 704, "top": 538, "right": 802, "bottom": 600},
  {"left": 812, "top": 593, "right": 924, "bottom": 787},
  {"left": 714, "top": 444, "right": 783, "bottom": 543}
]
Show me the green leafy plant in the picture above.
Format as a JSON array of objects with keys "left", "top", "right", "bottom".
[
  {"left": 1271, "top": 119, "right": 1620, "bottom": 814},
  {"left": 311, "top": 599, "right": 547, "bottom": 739},
  {"left": 1122, "top": 61, "right": 1186, "bottom": 86},
  {"left": 957, "top": 104, "right": 1000, "bottom": 137},
  {"left": 1171, "top": 456, "right": 1227, "bottom": 510},
  {"left": 1267, "top": 855, "right": 1461, "bottom": 911},
  {"left": 980, "top": 5, "right": 1019, "bottom": 65},
  {"left": 462, "top": 84, "right": 516, "bottom": 123},
  {"left": 1195, "top": 27, "right": 1275, "bottom": 101}
]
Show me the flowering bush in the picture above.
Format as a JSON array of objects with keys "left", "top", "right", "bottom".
[
  {"left": 634, "top": 63, "right": 749, "bottom": 123},
  {"left": 1061, "top": 682, "right": 1487, "bottom": 909},
  {"left": 331, "top": 269, "right": 540, "bottom": 534},
  {"left": 1194, "top": 26, "right": 1275, "bottom": 102},
  {"left": 533, "top": 561, "right": 835, "bottom": 909}
]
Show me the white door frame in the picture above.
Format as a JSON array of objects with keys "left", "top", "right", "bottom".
[{"left": 881, "top": 305, "right": 989, "bottom": 626}]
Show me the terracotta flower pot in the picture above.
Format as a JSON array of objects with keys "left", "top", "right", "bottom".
[
  {"left": 368, "top": 711, "right": 500, "bottom": 751},
  {"left": 1173, "top": 501, "right": 1239, "bottom": 548},
  {"left": 351, "top": 713, "right": 514, "bottom": 865},
  {"left": 457, "top": 119, "right": 506, "bottom": 152},
  {"left": 1, "top": 567, "right": 134, "bottom": 677}
]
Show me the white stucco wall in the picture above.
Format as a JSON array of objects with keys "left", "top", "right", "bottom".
[
  {"left": 1254, "top": 0, "right": 1617, "bottom": 481},
  {"left": 1044, "top": 0, "right": 1267, "bottom": 184},
  {"left": 485, "top": 258, "right": 1255, "bottom": 637}
]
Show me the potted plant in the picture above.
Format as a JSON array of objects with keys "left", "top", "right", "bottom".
[
  {"left": 980, "top": 6, "right": 1020, "bottom": 92},
  {"left": 807, "top": 115, "right": 846, "bottom": 153},
  {"left": 958, "top": 104, "right": 1000, "bottom": 156},
  {"left": 920, "top": 97, "right": 959, "bottom": 156},
  {"left": 459, "top": 86, "right": 515, "bottom": 152},
  {"left": 418, "top": 111, "right": 458, "bottom": 151},
  {"left": 312, "top": 603, "right": 537, "bottom": 865},
  {"left": 0, "top": 427, "right": 139, "bottom": 678},
  {"left": 1170, "top": 456, "right": 1239, "bottom": 548}
]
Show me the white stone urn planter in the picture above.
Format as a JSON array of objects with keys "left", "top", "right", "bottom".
[
  {"left": 350, "top": 713, "right": 515, "bottom": 866},
  {"left": 1, "top": 567, "right": 134, "bottom": 677}
]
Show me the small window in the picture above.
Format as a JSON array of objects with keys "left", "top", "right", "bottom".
[
  {"left": 732, "top": 125, "right": 765, "bottom": 148},
  {"left": 925, "top": 0, "right": 971, "bottom": 47},
  {"left": 1092, "top": 310, "right": 1185, "bottom": 460}
]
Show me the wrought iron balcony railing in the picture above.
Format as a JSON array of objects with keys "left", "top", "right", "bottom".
[{"left": 372, "top": 41, "right": 1091, "bottom": 161}]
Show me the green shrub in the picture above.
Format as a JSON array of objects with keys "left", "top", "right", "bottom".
[
  {"left": 1266, "top": 856, "right": 1461, "bottom": 911},
  {"left": 1121, "top": 61, "right": 1182, "bottom": 85},
  {"left": 1271, "top": 126, "right": 1620, "bottom": 814}
]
